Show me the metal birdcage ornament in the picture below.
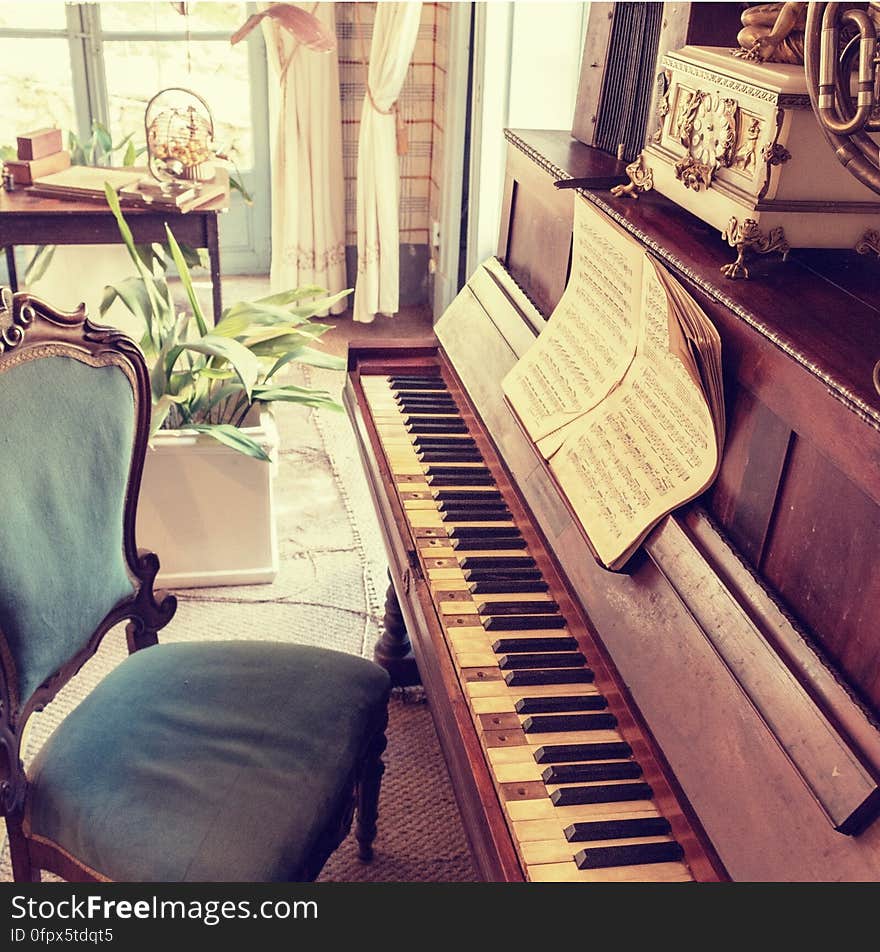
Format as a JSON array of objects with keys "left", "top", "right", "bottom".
[{"left": 144, "top": 87, "right": 215, "bottom": 185}]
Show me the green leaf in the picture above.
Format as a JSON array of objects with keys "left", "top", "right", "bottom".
[
  {"left": 251, "top": 383, "right": 342, "bottom": 411},
  {"left": 175, "top": 241, "right": 206, "bottom": 271},
  {"left": 123, "top": 138, "right": 137, "bottom": 166},
  {"left": 182, "top": 424, "right": 271, "bottom": 462},
  {"left": 100, "top": 275, "right": 151, "bottom": 324},
  {"left": 164, "top": 223, "right": 208, "bottom": 337},
  {"left": 93, "top": 121, "right": 112, "bottom": 156},
  {"left": 23, "top": 245, "right": 56, "bottom": 285},
  {"left": 290, "top": 347, "right": 346, "bottom": 371},
  {"left": 253, "top": 286, "right": 328, "bottom": 306},
  {"left": 168, "top": 335, "right": 261, "bottom": 400},
  {"left": 150, "top": 395, "right": 174, "bottom": 436},
  {"left": 289, "top": 288, "right": 353, "bottom": 319}
]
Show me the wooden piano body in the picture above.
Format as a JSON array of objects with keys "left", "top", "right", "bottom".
[{"left": 344, "top": 129, "right": 880, "bottom": 882}]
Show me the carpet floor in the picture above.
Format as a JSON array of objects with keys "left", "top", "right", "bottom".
[{"left": 0, "top": 360, "right": 477, "bottom": 884}]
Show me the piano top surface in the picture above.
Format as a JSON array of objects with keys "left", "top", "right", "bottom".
[{"left": 505, "top": 129, "right": 880, "bottom": 432}]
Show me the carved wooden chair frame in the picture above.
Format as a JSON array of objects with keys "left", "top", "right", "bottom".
[{"left": 0, "top": 290, "right": 388, "bottom": 882}]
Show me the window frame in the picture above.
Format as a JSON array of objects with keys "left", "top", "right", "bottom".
[{"left": 0, "top": 2, "right": 270, "bottom": 274}]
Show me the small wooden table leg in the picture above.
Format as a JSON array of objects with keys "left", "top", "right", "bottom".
[
  {"left": 374, "top": 574, "right": 421, "bottom": 686},
  {"left": 206, "top": 215, "right": 222, "bottom": 323}
]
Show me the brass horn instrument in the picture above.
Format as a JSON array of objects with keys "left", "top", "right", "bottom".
[{"left": 804, "top": 3, "right": 880, "bottom": 395}]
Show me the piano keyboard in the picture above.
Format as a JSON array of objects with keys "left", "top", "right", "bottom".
[{"left": 361, "top": 370, "right": 698, "bottom": 883}]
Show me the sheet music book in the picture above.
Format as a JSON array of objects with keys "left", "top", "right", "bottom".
[
  {"left": 26, "top": 165, "right": 143, "bottom": 199},
  {"left": 502, "top": 194, "right": 725, "bottom": 570}
]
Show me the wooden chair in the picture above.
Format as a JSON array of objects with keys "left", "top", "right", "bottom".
[{"left": 0, "top": 290, "right": 391, "bottom": 882}]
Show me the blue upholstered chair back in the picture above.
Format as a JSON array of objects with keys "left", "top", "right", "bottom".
[{"left": 0, "top": 352, "right": 137, "bottom": 704}]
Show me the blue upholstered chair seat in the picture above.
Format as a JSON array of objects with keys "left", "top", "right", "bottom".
[{"left": 25, "top": 641, "right": 390, "bottom": 882}]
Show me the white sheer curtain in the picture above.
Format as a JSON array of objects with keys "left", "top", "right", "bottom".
[
  {"left": 262, "top": 3, "right": 347, "bottom": 311},
  {"left": 353, "top": 2, "right": 422, "bottom": 323}
]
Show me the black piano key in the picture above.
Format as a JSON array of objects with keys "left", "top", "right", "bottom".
[
  {"left": 428, "top": 474, "right": 494, "bottom": 486},
  {"left": 402, "top": 403, "right": 457, "bottom": 411},
  {"left": 564, "top": 817, "right": 671, "bottom": 843},
  {"left": 438, "top": 499, "right": 505, "bottom": 512},
  {"left": 440, "top": 506, "right": 510, "bottom": 518},
  {"left": 447, "top": 519, "right": 513, "bottom": 531},
  {"left": 533, "top": 741, "right": 632, "bottom": 764},
  {"left": 478, "top": 600, "right": 560, "bottom": 615},
  {"left": 431, "top": 489, "right": 504, "bottom": 502},
  {"left": 465, "top": 568, "right": 543, "bottom": 581},
  {"left": 461, "top": 556, "right": 536, "bottom": 569},
  {"left": 574, "top": 841, "right": 684, "bottom": 870},
  {"left": 397, "top": 394, "right": 456, "bottom": 403},
  {"left": 454, "top": 537, "right": 527, "bottom": 551},
  {"left": 505, "top": 668, "right": 594, "bottom": 687},
  {"left": 442, "top": 510, "right": 512, "bottom": 523},
  {"left": 391, "top": 384, "right": 448, "bottom": 392},
  {"left": 403, "top": 413, "right": 464, "bottom": 422},
  {"left": 388, "top": 374, "right": 446, "bottom": 390},
  {"left": 417, "top": 439, "right": 478, "bottom": 449},
  {"left": 425, "top": 465, "right": 491, "bottom": 476},
  {"left": 515, "top": 695, "right": 605, "bottom": 714},
  {"left": 469, "top": 579, "right": 548, "bottom": 593},
  {"left": 547, "top": 761, "right": 643, "bottom": 785},
  {"left": 499, "top": 652, "right": 585, "bottom": 671},
  {"left": 419, "top": 452, "right": 484, "bottom": 463},
  {"left": 551, "top": 781, "right": 653, "bottom": 806},
  {"left": 394, "top": 387, "right": 455, "bottom": 404},
  {"left": 485, "top": 615, "right": 567, "bottom": 631},
  {"left": 407, "top": 424, "right": 469, "bottom": 434},
  {"left": 497, "top": 637, "right": 578, "bottom": 653},
  {"left": 404, "top": 408, "right": 460, "bottom": 419},
  {"left": 522, "top": 712, "right": 618, "bottom": 733}
]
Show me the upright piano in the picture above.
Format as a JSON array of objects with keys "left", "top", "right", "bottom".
[{"left": 344, "top": 129, "right": 880, "bottom": 882}]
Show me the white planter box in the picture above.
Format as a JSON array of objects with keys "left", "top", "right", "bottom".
[{"left": 136, "top": 410, "right": 280, "bottom": 589}]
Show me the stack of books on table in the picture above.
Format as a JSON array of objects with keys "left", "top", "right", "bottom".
[
  {"left": 25, "top": 165, "right": 228, "bottom": 213},
  {"left": 5, "top": 127, "right": 71, "bottom": 186}
]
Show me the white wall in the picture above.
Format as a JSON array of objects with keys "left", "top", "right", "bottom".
[{"left": 465, "top": 1, "right": 588, "bottom": 277}]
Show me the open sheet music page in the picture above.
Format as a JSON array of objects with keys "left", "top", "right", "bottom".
[
  {"left": 501, "top": 197, "right": 640, "bottom": 455},
  {"left": 548, "top": 257, "right": 719, "bottom": 569},
  {"left": 500, "top": 193, "right": 723, "bottom": 570}
]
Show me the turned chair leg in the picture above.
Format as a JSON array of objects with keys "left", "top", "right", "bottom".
[{"left": 355, "top": 725, "right": 388, "bottom": 862}]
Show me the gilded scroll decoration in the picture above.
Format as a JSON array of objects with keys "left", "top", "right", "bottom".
[
  {"left": 721, "top": 216, "right": 790, "bottom": 279},
  {"left": 653, "top": 69, "right": 672, "bottom": 143},
  {"left": 610, "top": 155, "right": 654, "bottom": 199},
  {"left": 0, "top": 289, "right": 35, "bottom": 354},
  {"left": 762, "top": 142, "right": 791, "bottom": 165},
  {"left": 673, "top": 89, "right": 739, "bottom": 191},
  {"left": 855, "top": 229, "right": 880, "bottom": 257},
  {"left": 732, "top": 117, "right": 763, "bottom": 173},
  {"left": 674, "top": 156, "right": 714, "bottom": 191}
]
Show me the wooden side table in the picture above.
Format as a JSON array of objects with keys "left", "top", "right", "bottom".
[{"left": 0, "top": 175, "right": 229, "bottom": 321}]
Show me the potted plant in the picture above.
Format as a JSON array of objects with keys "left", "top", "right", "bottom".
[{"left": 100, "top": 183, "right": 349, "bottom": 588}]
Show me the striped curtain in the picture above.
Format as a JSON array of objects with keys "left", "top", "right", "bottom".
[{"left": 352, "top": 2, "right": 422, "bottom": 323}]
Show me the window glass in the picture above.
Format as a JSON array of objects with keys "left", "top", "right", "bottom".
[
  {"left": 0, "top": 3, "right": 69, "bottom": 31},
  {"left": 0, "top": 38, "right": 77, "bottom": 146},
  {"left": 103, "top": 39, "right": 254, "bottom": 167},
  {"left": 97, "top": 2, "right": 249, "bottom": 34}
]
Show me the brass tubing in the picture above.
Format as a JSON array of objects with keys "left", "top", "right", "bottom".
[
  {"left": 816, "top": 6, "right": 876, "bottom": 135},
  {"left": 806, "top": 2, "right": 880, "bottom": 192}
]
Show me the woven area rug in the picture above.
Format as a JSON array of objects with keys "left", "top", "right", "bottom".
[{"left": 0, "top": 364, "right": 476, "bottom": 884}]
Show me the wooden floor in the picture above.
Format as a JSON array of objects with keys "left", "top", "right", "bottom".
[{"left": 317, "top": 304, "right": 436, "bottom": 358}]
